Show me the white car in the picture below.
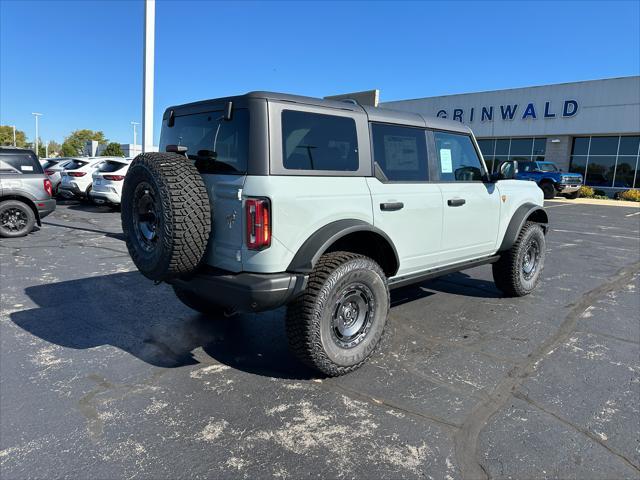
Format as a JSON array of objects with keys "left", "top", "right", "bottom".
[
  {"left": 59, "top": 157, "right": 108, "bottom": 199},
  {"left": 41, "top": 158, "right": 73, "bottom": 194},
  {"left": 89, "top": 158, "right": 132, "bottom": 206}
]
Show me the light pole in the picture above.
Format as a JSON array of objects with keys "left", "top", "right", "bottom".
[
  {"left": 142, "top": 0, "right": 155, "bottom": 153},
  {"left": 11, "top": 125, "right": 16, "bottom": 146},
  {"left": 45, "top": 141, "right": 49, "bottom": 158},
  {"left": 131, "top": 121, "right": 140, "bottom": 150},
  {"left": 31, "top": 113, "right": 43, "bottom": 157}
]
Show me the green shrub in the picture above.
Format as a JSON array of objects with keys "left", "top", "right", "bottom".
[
  {"left": 619, "top": 189, "right": 640, "bottom": 202},
  {"left": 578, "top": 185, "right": 595, "bottom": 198}
]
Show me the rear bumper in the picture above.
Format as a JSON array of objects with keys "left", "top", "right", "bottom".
[
  {"left": 168, "top": 268, "right": 308, "bottom": 313},
  {"left": 90, "top": 190, "right": 121, "bottom": 204},
  {"left": 59, "top": 183, "right": 82, "bottom": 197},
  {"left": 35, "top": 198, "right": 56, "bottom": 221}
]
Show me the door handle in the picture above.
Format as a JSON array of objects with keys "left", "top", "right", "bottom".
[
  {"left": 447, "top": 198, "right": 466, "bottom": 207},
  {"left": 380, "top": 202, "right": 404, "bottom": 211}
]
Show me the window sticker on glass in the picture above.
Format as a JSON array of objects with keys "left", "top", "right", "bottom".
[
  {"left": 21, "top": 165, "right": 34, "bottom": 172},
  {"left": 384, "top": 136, "right": 418, "bottom": 171},
  {"left": 440, "top": 148, "right": 453, "bottom": 173}
]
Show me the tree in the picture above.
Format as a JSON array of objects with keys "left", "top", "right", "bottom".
[
  {"left": 101, "top": 142, "right": 124, "bottom": 157},
  {"left": 61, "top": 129, "right": 108, "bottom": 156},
  {"left": 0, "top": 125, "right": 27, "bottom": 147},
  {"left": 47, "top": 140, "right": 61, "bottom": 157}
]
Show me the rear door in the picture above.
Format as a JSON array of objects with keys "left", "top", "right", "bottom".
[
  {"left": 366, "top": 123, "right": 443, "bottom": 277},
  {"left": 159, "top": 108, "right": 250, "bottom": 272},
  {"left": 432, "top": 131, "right": 501, "bottom": 263}
]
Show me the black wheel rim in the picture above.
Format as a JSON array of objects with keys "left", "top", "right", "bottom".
[
  {"left": 132, "top": 182, "right": 160, "bottom": 252},
  {"left": 1, "top": 207, "right": 28, "bottom": 233},
  {"left": 522, "top": 238, "right": 540, "bottom": 279},
  {"left": 331, "top": 283, "right": 375, "bottom": 349}
]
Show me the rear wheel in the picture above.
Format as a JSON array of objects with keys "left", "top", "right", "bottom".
[
  {"left": 540, "top": 182, "right": 555, "bottom": 199},
  {"left": 0, "top": 200, "right": 36, "bottom": 238},
  {"left": 493, "top": 222, "right": 546, "bottom": 297},
  {"left": 121, "top": 152, "right": 211, "bottom": 281},
  {"left": 285, "top": 252, "right": 389, "bottom": 376}
]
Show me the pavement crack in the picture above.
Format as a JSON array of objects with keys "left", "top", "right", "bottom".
[
  {"left": 453, "top": 261, "right": 640, "bottom": 480},
  {"left": 319, "top": 380, "right": 461, "bottom": 430},
  {"left": 513, "top": 391, "right": 640, "bottom": 473}
]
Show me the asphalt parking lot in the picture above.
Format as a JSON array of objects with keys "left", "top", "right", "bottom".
[{"left": 1, "top": 199, "right": 639, "bottom": 479}]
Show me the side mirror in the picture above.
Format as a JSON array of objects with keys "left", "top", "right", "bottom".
[
  {"left": 224, "top": 101, "right": 233, "bottom": 121},
  {"left": 166, "top": 144, "right": 188, "bottom": 155},
  {"left": 498, "top": 160, "right": 517, "bottom": 180}
]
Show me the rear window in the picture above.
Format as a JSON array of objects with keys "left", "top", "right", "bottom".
[
  {"left": 65, "top": 160, "right": 89, "bottom": 170},
  {"left": 98, "top": 160, "right": 128, "bottom": 173},
  {"left": 41, "top": 160, "right": 60, "bottom": 170},
  {"left": 0, "top": 151, "right": 43, "bottom": 174},
  {"left": 160, "top": 108, "right": 249, "bottom": 174},
  {"left": 281, "top": 110, "right": 358, "bottom": 171}
]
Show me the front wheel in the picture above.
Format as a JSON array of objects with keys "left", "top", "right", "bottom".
[
  {"left": 493, "top": 222, "right": 546, "bottom": 297},
  {"left": 285, "top": 252, "right": 389, "bottom": 376},
  {"left": 540, "top": 182, "right": 556, "bottom": 200},
  {"left": 0, "top": 200, "right": 36, "bottom": 238},
  {"left": 565, "top": 191, "right": 579, "bottom": 199}
]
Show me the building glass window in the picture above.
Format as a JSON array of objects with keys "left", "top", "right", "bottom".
[
  {"left": 569, "top": 135, "right": 640, "bottom": 189},
  {"left": 476, "top": 137, "right": 547, "bottom": 172}
]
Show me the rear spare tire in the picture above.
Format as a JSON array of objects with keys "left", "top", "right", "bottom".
[{"left": 121, "top": 152, "right": 211, "bottom": 281}]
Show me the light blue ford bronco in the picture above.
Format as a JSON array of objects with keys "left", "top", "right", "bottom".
[{"left": 121, "top": 92, "right": 548, "bottom": 376}]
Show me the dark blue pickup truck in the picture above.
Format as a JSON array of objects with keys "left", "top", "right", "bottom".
[{"left": 499, "top": 160, "right": 583, "bottom": 199}]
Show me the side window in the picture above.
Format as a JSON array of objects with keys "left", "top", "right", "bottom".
[
  {"left": 371, "top": 123, "right": 428, "bottom": 182},
  {"left": 434, "top": 131, "right": 485, "bottom": 182},
  {"left": 281, "top": 110, "right": 358, "bottom": 171}
]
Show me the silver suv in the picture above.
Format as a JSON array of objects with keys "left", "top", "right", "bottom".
[
  {"left": 121, "top": 92, "right": 548, "bottom": 376},
  {"left": 0, "top": 148, "right": 56, "bottom": 238}
]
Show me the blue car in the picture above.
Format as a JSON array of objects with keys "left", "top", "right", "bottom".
[{"left": 499, "top": 160, "right": 583, "bottom": 199}]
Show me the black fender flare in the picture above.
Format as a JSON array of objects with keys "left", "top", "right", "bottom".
[
  {"left": 287, "top": 219, "right": 400, "bottom": 275},
  {"left": 499, "top": 203, "right": 549, "bottom": 252}
]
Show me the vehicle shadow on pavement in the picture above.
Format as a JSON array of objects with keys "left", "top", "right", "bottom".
[{"left": 10, "top": 272, "right": 315, "bottom": 379}]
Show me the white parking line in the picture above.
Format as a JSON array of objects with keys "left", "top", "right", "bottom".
[
  {"left": 544, "top": 203, "right": 574, "bottom": 209},
  {"left": 552, "top": 228, "right": 639, "bottom": 241},
  {"left": 625, "top": 211, "right": 640, "bottom": 217}
]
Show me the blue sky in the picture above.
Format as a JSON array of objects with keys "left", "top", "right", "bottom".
[{"left": 1, "top": 0, "right": 639, "bottom": 146}]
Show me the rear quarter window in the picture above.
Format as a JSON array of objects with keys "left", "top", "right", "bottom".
[
  {"left": 0, "top": 152, "right": 44, "bottom": 174},
  {"left": 281, "top": 110, "right": 358, "bottom": 171}
]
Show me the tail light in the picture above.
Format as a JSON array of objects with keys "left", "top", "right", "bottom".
[
  {"left": 245, "top": 198, "right": 271, "bottom": 250},
  {"left": 43, "top": 178, "right": 53, "bottom": 197},
  {"left": 68, "top": 171, "right": 86, "bottom": 177},
  {"left": 104, "top": 175, "right": 125, "bottom": 181},
  {"left": 44, "top": 169, "right": 54, "bottom": 175}
]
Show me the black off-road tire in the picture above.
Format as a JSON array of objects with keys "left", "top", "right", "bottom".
[
  {"left": 172, "top": 285, "right": 227, "bottom": 318},
  {"left": 0, "top": 200, "right": 36, "bottom": 238},
  {"left": 121, "top": 152, "right": 211, "bottom": 281},
  {"left": 565, "top": 191, "right": 579, "bottom": 199},
  {"left": 540, "top": 181, "right": 556, "bottom": 199},
  {"left": 492, "top": 221, "right": 546, "bottom": 297},
  {"left": 285, "top": 251, "right": 390, "bottom": 377}
]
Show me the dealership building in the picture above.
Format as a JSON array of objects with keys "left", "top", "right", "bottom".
[{"left": 376, "top": 76, "right": 640, "bottom": 192}]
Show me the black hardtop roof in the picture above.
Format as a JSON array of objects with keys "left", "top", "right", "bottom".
[
  {"left": 0, "top": 147, "right": 37, "bottom": 155},
  {"left": 163, "top": 91, "right": 470, "bottom": 133}
]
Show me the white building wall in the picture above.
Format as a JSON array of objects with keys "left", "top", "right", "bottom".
[{"left": 382, "top": 77, "right": 640, "bottom": 138}]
